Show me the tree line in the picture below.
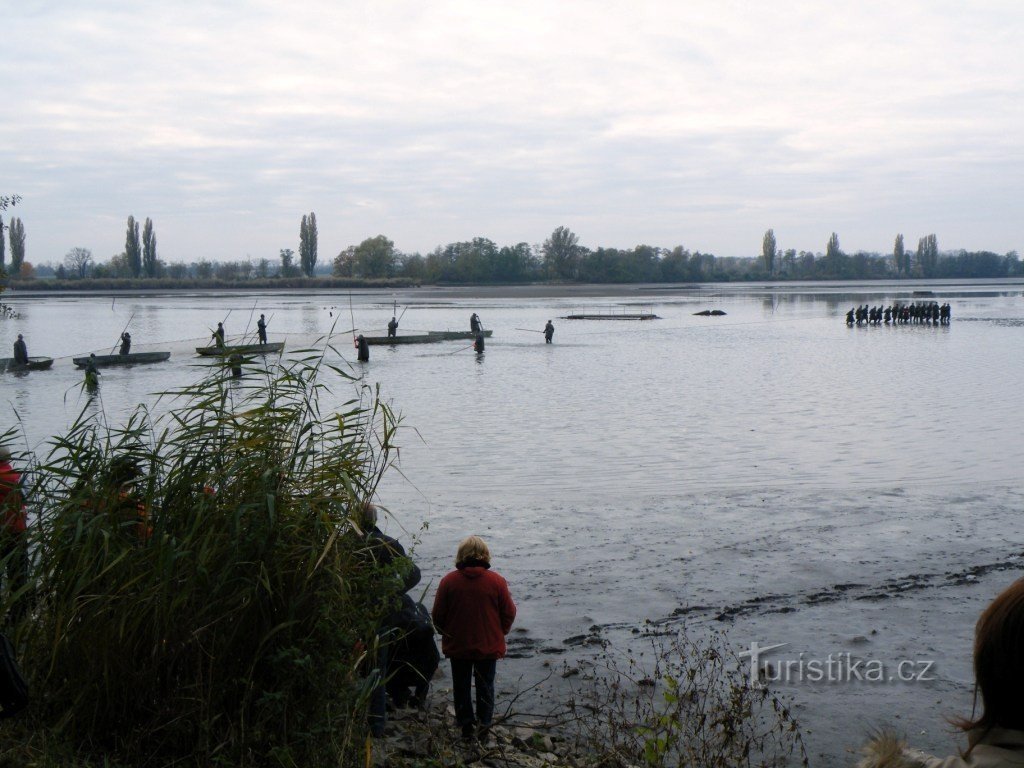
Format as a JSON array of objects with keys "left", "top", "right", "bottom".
[{"left": 4, "top": 216, "right": 1023, "bottom": 285}]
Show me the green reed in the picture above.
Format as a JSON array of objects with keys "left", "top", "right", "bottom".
[{"left": 2, "top": 345, "right": 405, "bottom": 766}]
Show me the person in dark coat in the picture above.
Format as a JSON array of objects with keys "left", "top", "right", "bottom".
[
  {"left": 432, "top": 535, "right": 516, "bottom": 741},
  {"left": 387, "top": 317, "right": 398, "bottom": 338},
  {"left": 473, "top": 333, "right": 485, "bottom": 354},
  {"left": 12, "top": 335, "right": 28, "bottom": 365},
  {"left": 257, "top": 314, "right": 268, "bottom": 344},
  {"left": 357, "top": 502, "right": 422, "bottom": 737},
  {"left": 385, "top": 594, "right": 440, "bottom": 709},
  {"left": 119, "top": 332, "right": 131, "bottom": 355},
  {"left": 84, "top": 354, "right": 100, "bottom": 388},
  {"left": 356, "top": 334, "right": 369, "bottom": 362},
  {"left": 470, "top": 313, "right": 481, "bottom": 334},
  {"left": 544, "top": 320, "right": 554, "bottom": 343},
  {"left": 212, "top": 322, "right": 225, "bottom": 348}
]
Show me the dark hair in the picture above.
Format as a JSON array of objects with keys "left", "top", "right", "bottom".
[{"left": 956, "top": 578, "right": 1024, "bottom": 743}]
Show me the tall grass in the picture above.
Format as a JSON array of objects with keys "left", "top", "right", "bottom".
[{"left": 2, "top": 346, "right": 405, "bottom": 766}]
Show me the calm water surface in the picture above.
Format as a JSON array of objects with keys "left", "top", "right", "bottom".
[{"left": 2, "top": 281, "right": 1023, "bottom": 764}]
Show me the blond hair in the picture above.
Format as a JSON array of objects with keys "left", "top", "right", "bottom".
[{"left": 456, "top": 535, "right": 490, "bottom": 566}]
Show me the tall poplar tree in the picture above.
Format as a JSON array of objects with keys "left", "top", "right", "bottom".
[
  {"left": 9, "top": 217, "right": 26, "bottom": 272},
  {"left": 142, "top": 218, "right": 157, "bottom": 277},
  {"left": 307, "top": 211, "right": 317, "bottom": 276},
  {"left": 893, "top": 234, "right": 905, "bottom": 276},
  {"left": 762, "top": 229, "right": 777, "bottom": 275},
  {"left": 0, "top": 214, "right": 5, "bottom": 269},
  {"left": 125, "top": 215, "right": 142, "bottom": 277}
]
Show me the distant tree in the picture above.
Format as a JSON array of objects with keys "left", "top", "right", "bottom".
[
  {"left": 255, "top": 258, "right": 271, "bottom": 279},
  {"left": 0, "top": 214, "right": 5, "bottom": 269},
  {"left": 18, "top": 262, "right": 34, "bottom": 280},
  {"left": 279, "top": 248, "right": 298, "bottom": 278},
  {"left": 893, "top": 234, "right": 905, "bottom": 276},
  {"left": 9, "top": 217, "right": 26, "bottom": 272},
  {"left": 142, "top": 218, "right": 157, "bottom": 277},
  {"left": 824, "top": 232, "right": 842, "bottom": 276},
  {"left": 333, "top": 246, "right": 356, "bottom": 277},
  {"left": 165, "top": 262, "right": 189, "bottom": 280},
  {"left": 64, "top": 247, "right": 93, "bottom": 278},
  {"left": 351, "top": 236, "right": 396, "bottom": 278},
  {"left": 543, "top": 226, "right": 583, "bottom": 280},
  {"left": 125, "top": 215, "right": 142, "bottom": 277},
  {"left": 298, "top": 212, "right": 319, "bottom": 277},
  {"left": 195, "top": 260, "right": 213, "bottom": 280},
  {"left": 56, "top": 264, "right": 68, "bottom": 280},
  {"left": 917, "top": 234, "right": 938, "bottom": 277},
  {"left": 762, "top": 229, "right": 777, "bottom": 275},
  {"left": 307, "top": 212, "right": 317, "bottom": 276}
]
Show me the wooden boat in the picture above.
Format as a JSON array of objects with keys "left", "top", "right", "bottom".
[
  {"left": 562, "top": 312, "right": 660, "bottom": 320},
  {"left": 194, "top": 342, "right": 285, "bottom": 357},
  {"left": 73, "top": 352, "right": 171, "bottom": 368},
  {"left": 0, "top": 356, "right": 54, "bottom": 372},
  {"left": 424, "top": 329, "right": 493, "bottom": 341},
  {"left": 360, "top": 330, "right": 493, "bottom": 345},
  {"left": 361, "top": 333, "right": 443, "bottom": 346}
]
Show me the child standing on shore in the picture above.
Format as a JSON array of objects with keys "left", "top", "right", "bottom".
[{"left": 432, "top": 536, "right": 516, "bottom": 741}]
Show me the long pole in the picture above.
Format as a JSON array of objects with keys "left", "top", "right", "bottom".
[
  {"left": 448, "top": 342, "right": 476, "bottom": 355},
  {"left": 109, "top": 311, "right": 135, "bottom": 354},
  {"left": 515, "top": 328, "right": 544, "bottom": 333},
  {"left": 348, "top": 292, "right": 357, "bottom": 349}
]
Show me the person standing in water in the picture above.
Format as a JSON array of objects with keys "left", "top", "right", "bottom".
[
  {"left": 12, "top": 334, "right": 28, "bottom": 365},
  {"left": 387, "top": 316, "right": 398, "bottom": 338},
  {"left": 257, "top": 314, "right": 268, "bottom": 344},
  {"left": 120, "top": 332, "right": 131, "bottom": 355},
  {"left": 356, "top": 334, "right": 369, "bottom": 362},
  {"left": 84, "top": 354, "right": 100, "bottom": 387},
  {"left": 473, "top": 333, "right": 485, "bottom": 354},
  {"left": 544, "top": 320, "right": 554, "bottom": 343}
]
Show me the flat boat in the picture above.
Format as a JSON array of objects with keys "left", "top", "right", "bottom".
[
  {"left": 73, "top": 352, "right": 171, "bottom": 368},
  {"left": 194, "top": 342, "right": 285, "bottom": 356},
  {"left": 0, "top": 356, "right": 54, "bottom": 372}
]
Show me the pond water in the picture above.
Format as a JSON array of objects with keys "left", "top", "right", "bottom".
[{"left": 2, "top": 280, "right": 1023, "bottom": 764}]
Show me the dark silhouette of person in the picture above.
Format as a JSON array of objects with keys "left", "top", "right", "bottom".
[
  {"left": 257, "top": 314, "right": 268, "bottom": 344},
  {"left": 84, "top": 354, "right": 100, "bottom": 387},
  {"left": 356, "top": 334, "right": 369, "bottom": 362},
  {"left": 845, "top": 309, "right": 855, "bottom": 325},
  {"left": 388, "top": 317, "right": 398, "bottom": 338},
  {"left": 119, "top": 332, "right": 131, "bottom": 355},
  {"left": 470, "top": 313, "right": 481, "bottom": 334},
  {"left": 12, "top": 334, "right": 28, "bottom": 365},
  {"left": 229, "top": 352, "right": 243, "bottom": 378},
  {"left": 212, "top": 322, "right": 225, "bottom": 348},
  {"left": 544, "top": 320, "right": 554, "bottom": 343},
  {"left": 474, "top": 333, "right": 485, "bottom": 354}
]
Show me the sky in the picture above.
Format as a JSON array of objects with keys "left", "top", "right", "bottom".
[{"left": 3, "top": 0, "right": 1023, "bottom": 265}]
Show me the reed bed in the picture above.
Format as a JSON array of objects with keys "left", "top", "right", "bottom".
[{"left": 1, "top": 345, "right": 405, "bottom": 766}]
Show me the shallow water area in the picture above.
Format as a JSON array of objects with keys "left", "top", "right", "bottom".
[{"left": 3, "top": 280, "right": 1023, "bottom": 764}]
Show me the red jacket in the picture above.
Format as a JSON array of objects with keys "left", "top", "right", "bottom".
[
  {"left": 0, "top": 461, "right": 27, "bottom": 534},
  {"left": 432, "top": 565, "right": 516, "bottom": 660}
]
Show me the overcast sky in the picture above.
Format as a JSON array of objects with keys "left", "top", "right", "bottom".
[{"left": 4, "top": 0, "right": 1022, "bottom": 265}]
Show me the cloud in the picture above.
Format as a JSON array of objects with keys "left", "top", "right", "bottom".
[{"left": 4, "top": 0, "right": 1023, "bottom": 262}]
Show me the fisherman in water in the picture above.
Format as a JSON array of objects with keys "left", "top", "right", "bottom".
[
  {"left": 212, "top": 322, "right": 226, "bottom": 349},
  {"left": 388, "top": 316, "right": 398, "bottom": 338},
  {"left": 474, "top": 332, "right": 485, "bottom": 354},
  {"left": 470, "top": 313, "right": 481, "bottom": 334},
  {"left": 544, "top": 320, "right": 554, "bottom": 344},
  {"left": 257, "top": 314, "right": 268, "bottom": 344},
  {"left": 356, "top": 334, "right": 369, "bottom": 362},
  {"left": 120, "top": 332, "right": 131, "bottom": 355},
  {"left": 12, "top": 334, "right": 28, "bottom": 365},
  {"left": 84, "top": 354, "right": 100, "bottom": 388}
]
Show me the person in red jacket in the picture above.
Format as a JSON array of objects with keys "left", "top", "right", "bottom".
[
  {"left": 0, "top": 447, "right": 28, "bottom": 622},
  {"left": 431, "top": 535, "right": 516, "bottom": 741}
]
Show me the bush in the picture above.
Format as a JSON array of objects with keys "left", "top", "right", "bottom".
[
  {"left": 565, "top": 628, "right": 808, "bottom": 768},
  {"left": 2, "top": 345, "right": 406, "bottom": 766}
]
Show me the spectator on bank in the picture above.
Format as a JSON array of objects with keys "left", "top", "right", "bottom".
[
  {"left": 857, "top": 577, "right": 1024, "bottom": 767},
  {"left": 431, "top": 535, "right": 516, "bottom": 741},
  {"left": 0, "top": 447, "right": 29, "bottom": 623}
]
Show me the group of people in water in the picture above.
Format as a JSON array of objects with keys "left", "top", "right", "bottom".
[{"left": 846, "top": 301, "right": 953, "bottom": 326}]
